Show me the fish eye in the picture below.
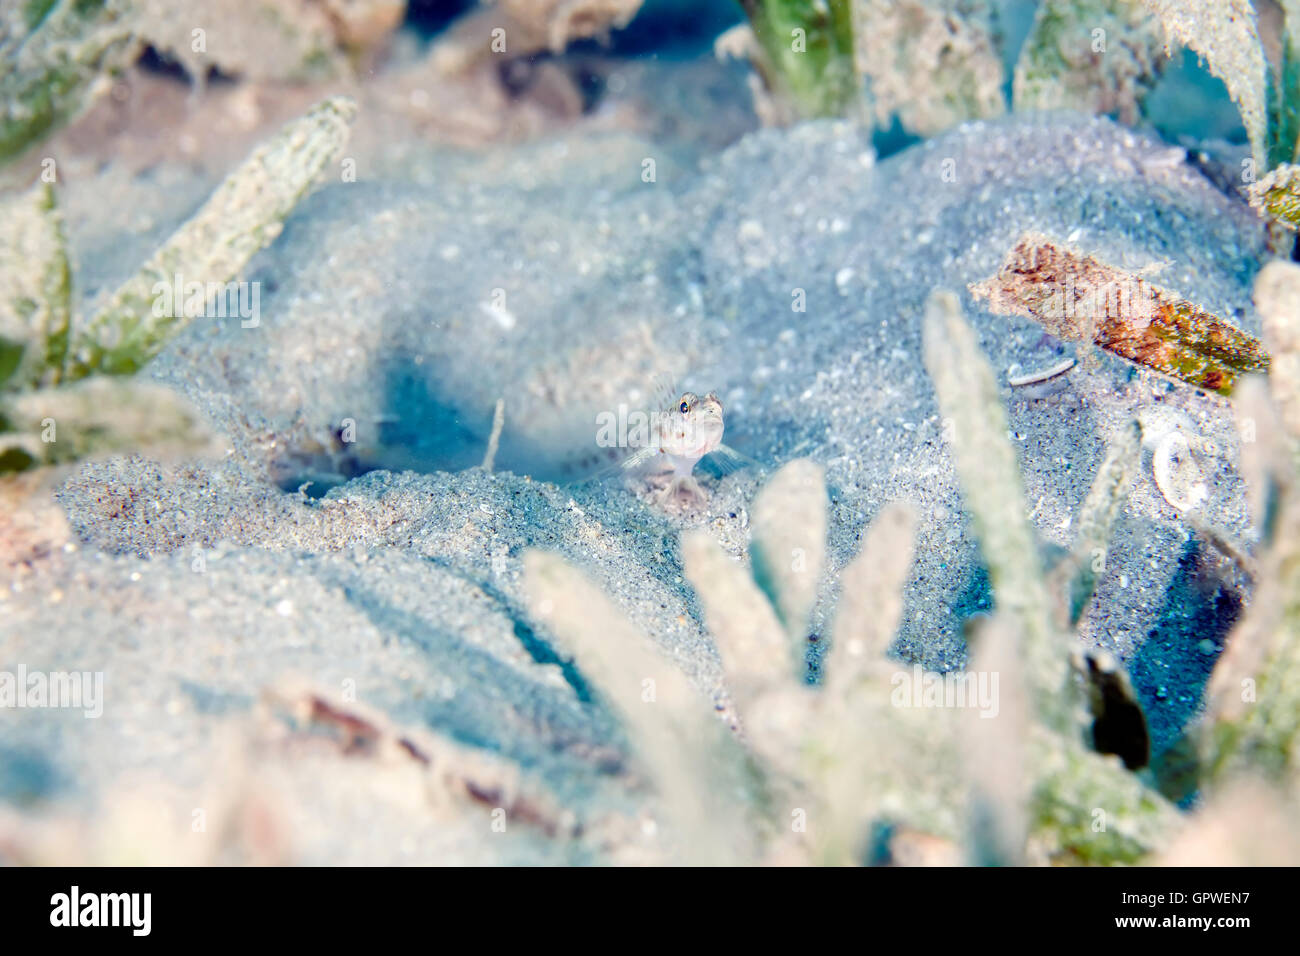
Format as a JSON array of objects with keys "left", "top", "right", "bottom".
[{"left": 679, "top": 400, "right": 689, "bottom": 414}]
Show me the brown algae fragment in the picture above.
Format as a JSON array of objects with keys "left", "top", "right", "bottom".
[{"left": 970, "top": 233, "right": 1270, "bottom": 394}]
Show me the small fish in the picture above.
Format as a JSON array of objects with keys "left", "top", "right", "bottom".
[{"left": 607, "top": 378, "right": 750, "bottom": 505}]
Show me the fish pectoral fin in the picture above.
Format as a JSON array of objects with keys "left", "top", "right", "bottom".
[
  {"left": 700, "top": 443, "right": 756, "bottom": 477},
  {"left": 619, "top": 445, "right": 661, "bottom": 472},
  {"left": 566, "top": 441, "right": 670, "bottom": 487},
  {"left": 568, "top": 445, "right": 656, "bottom": 485}
]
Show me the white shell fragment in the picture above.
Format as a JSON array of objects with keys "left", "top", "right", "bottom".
[
  {"left": 1007, "top": 357, "right": 1076, "bottom": 387},
  {"left": 1151, "top": 430, "right": 1208, "bottom": 513},
  {"left": 1137, "top": 406, "right": 1210, "bottom": 513}
]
